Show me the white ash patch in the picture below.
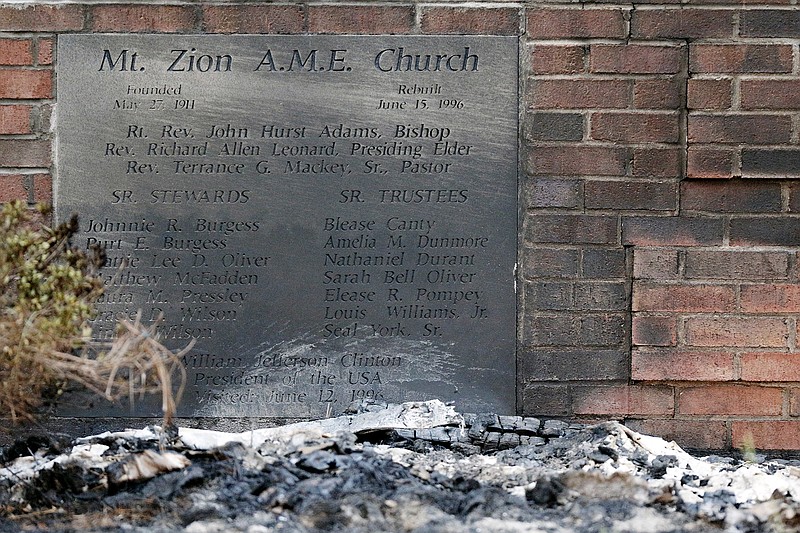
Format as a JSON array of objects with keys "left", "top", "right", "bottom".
[{"left": 2, "top": 401, "right": 800, "bottom": 532}]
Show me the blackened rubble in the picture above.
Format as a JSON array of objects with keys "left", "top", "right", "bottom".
[{"left": 2, "top": 400, "right": 800, "bottom": 532}]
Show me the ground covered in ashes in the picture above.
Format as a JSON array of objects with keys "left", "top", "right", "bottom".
[{"left": 2, "top": 400, "right": 800, "bottom": 533}]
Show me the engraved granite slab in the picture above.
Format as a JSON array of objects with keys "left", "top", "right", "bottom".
[{"left": 56, "top": 35, "right": 518, "bottom": 417}]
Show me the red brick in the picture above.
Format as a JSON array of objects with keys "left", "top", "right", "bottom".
[
  {"left": 685, "top": 317, "right": 789, "bottom": 348},
  {"left": 788, "top": 184, "right": 800, "bottom": 213},
  {"left": 737, "top": 179, "right": 796, "bottom": 210},
  {"left": 741, "top": 80, "right": 800, "bottom": 110},
  {"left": 526, "top": 215, "right": 618, "bottom": 245},
  {"left": 530, "top": 45, "right": 584, "bottom": 75},
  {"left": 731, "top": 217, "right": 800, "bottom": 245},
  {"left": 575, "top": 283, "right": 627, "bottom": 311},
  {"left": 591, "top": 44, "right": 684, "bottom": 74},
  {"left": 741, "top": 284, "right": 800, "bottom": 313},
  {"left": 37, "top": 38, "right": 53, "bottom": 66},
  {"left": 687, "top": 148, "right": 735, "bottom": 179},
  {"left": 632, "top": 148, "right": 682, "bottom": 178},
  {"left": 591, "top": 112, "right": 679, "bottom": 143},
  {"left": 527, "top": 282, "right": 573, "bottom": 311},
  {"left": 0, "top": 175, "right": 29, "bottom": 202},
  {"left": 741, "top": 11, "right": 800, "bottom": 38},
  {"left": 0, "top": 5, "right": 83, "bottom": 31},
  {"left": 632, "top": 316, "right": 677, "bottom": 346},
  {"left": 0, "top": 139, "right": 51, "bottom": 167},
  {"left": 573, "top": 385, "right": 674, "bottom": 416},
  {"left": 585, "top": 180, "right": 677, "bottom": 211},
  {"left": 529, "top": 79, "right": 629, "bottom": 109},
  {"left": 0, "top": 39, "right": 32, "bottom": 65},
  {"left": 583, "top": 248, "right": 627, "bottom": 277},
  {"left": 685, "top": 251, "right": 789, "bottom": 280},
  {"left": 526, "top": 314, "right": 577, "bottom": 346},
  {"left": 604, "top": 0, "right": 680, "bottom": 4},
  {"left": 526, "top": 177, "right": 581, "bottom": 208},
  {"left": 732, "top": 421, "right": 800, "bottom": 450},
  {"left": 742, "top": 149, "right": 800, "bottom": 178},
  {"left": 689, "top": 115, "right": 791, "bottom": 144},
  {"left": 693, "top": 0, "right": 789, "bottom": 4},
  {"left": 633, "top": 248, "right": 679, "bottom": 279},
  {"left": 626, "top": 419, "right": 728, "bottom": 450},
  {"left": 679, "top": 385, "right": 782, "bottom": 415},
  {"left": 521, "top": 347, "right": 627, "bottom": 381},
  {"left": 421, "top": 7, "right": 519, "bottom": 35},
  {"left": 688, "top": 78, "right": 732, "bottom": 110},
  {"left": 309, "top": 6, "right": 414, "bottom": 34},
  {"left": 632, "top": 349, "right": 735, "bottom": 380},
  {"left": 528, "top": 146, "right": 627, "bottom": 176},
  {"left": 522, "top": 384, "right": 573, "bottom": 416},
  {"left": 690, "top": 44, "right": 792, "bottom": 73},
  {"left": 607, "top": 0, "right": 681, "bottom": 4},
  {"left": 741, "top": 352, "right": 800, "bottom": 381},
  {"left": 622, "top": 216, "right": 724, "bottom": 246},
  {"left": 91, "top": 5, "right": 195, "bottom": 32},
  {"left": 526, "top": 112, "right": 583, "bottom": 142},
  {"left": 709, "top": 124, "right": 755, "bottom": 153},
  {"left": 632, "top": 9, "right": 735, "bottom": 39},
  {"left": 0, "top": 105, "right": 31, "bottom": 134},
  {"left": 682, "top": 180, "right": 781, "bottom": 213},
  {"left": 527, "top": 8, "right": 627, "bottom": 39},
  {"left": 791, "top": 389, "right": 800, "bottom": 416},
  {"left": 532, "top": 280, "right": 580, "bottom": 310},
  {"left": 0, "top": 140, "right": 50, "bottom": 167},
  {"left": 633, "top": 283, "right": 735, "bottom": 312},
  {"left": 31, "top": 173, "right": 51, "bottom": 204},
  {"left": 634, "top": 78, "right": 683, "bottom": 109},
  {"left": 202, "top": 6, "right": 304, "bottom": 33},
  {"left": 0, "top": 69, "right": 51, "bottom": 99},
  {"left": 524, "top": 248, "right": 579, "bottom": 279}
]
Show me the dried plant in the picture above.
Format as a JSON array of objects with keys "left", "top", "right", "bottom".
[
  {"left": 50, "top": 314, "right": 191, "bottom": 426},
  {"left": 0, "top": 201, "right": 188, "bottom": 426}
]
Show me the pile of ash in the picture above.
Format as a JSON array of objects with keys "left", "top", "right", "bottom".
[{"left": 2, "top": 400, "right": 800, "bottom": 532}]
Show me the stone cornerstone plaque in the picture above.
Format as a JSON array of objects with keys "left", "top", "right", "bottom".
[{"left": 56, "top": 35, "right": 518, "bottom": 417}]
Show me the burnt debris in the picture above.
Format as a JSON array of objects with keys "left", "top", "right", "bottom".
[{"left": 2, "top": 400, "right": 800, "bottom": 532}]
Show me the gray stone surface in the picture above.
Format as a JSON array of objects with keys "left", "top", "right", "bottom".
[{"left": 55, "top": 35, "right": 518, "bottom": 418}]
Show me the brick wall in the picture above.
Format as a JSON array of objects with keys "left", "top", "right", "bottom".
[
  {"left": 521, "top": 3, "right": 800, "bottom": 451},
  {"left": 2, "top": 1, "right": 800, "bottom": 450}
]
